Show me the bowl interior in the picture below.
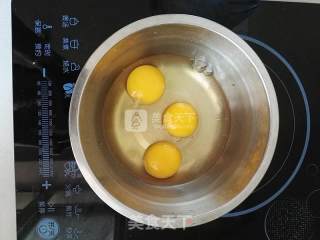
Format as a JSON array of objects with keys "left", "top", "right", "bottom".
[{"left": 77, "top": 23, "right": 270, "bottom": 219}]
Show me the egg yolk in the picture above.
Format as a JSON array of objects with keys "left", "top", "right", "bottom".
[
  {"left": 163, "top": 102, "right": 198, "bottom": 138},
  {"left": 144, "top": 141, "right": 181, "bottom": 179},
  {"left": 126, "top": 65, "right": 165, "bottom": 104}
]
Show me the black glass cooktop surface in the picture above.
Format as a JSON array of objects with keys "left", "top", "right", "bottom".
[{"left": 12, "top": 1, "right": 320, "bottom": 239}]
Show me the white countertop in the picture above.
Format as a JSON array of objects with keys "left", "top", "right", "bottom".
[{"left": 0, "top": 0, "right": 16, "bottom": 239}]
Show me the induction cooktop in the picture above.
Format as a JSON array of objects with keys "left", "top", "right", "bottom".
[{"left": 10, "top": 0, "right": 320, "bottom": 239}]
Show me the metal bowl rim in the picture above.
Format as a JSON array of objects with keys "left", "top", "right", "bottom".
[{"left": 69, "top": 14, "right": 279, "bottom": 228}]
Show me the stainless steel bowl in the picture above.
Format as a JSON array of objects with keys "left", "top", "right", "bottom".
[{"left": 69, "top": 14, "right": 279, "bottom": 228}]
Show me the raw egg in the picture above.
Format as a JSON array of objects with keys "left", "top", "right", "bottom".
[
  {"left": 126, "top": 65, "right": 165, "bottom": 104},
  {"left": 163, "top": 102, "right": 198, "bottom": 138},
  {"left": 143, "top": 141, "right": 181, "bottom": 179}
]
